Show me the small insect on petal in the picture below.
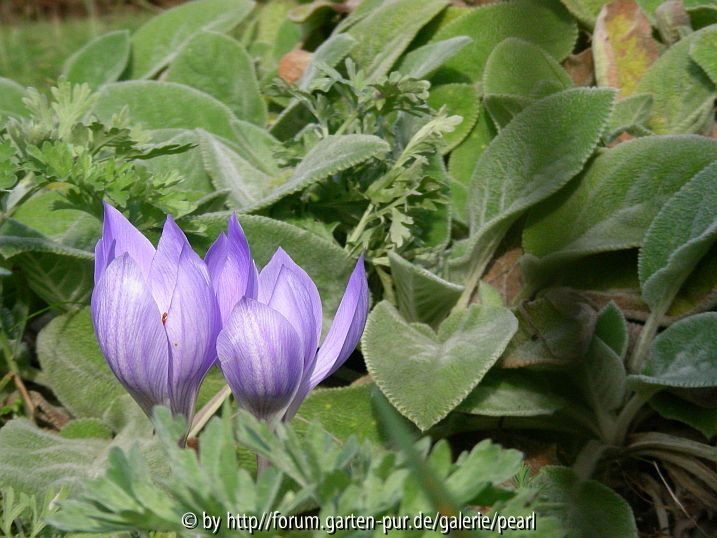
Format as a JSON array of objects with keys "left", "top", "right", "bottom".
[{"left": 161, "top": 312, "right": 168, "bottom": 326}]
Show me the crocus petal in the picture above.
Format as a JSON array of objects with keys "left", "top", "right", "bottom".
[
  {"left": 205, "top": 214, "right": 258, "bottom": 323},
  {"left": 267, "top": 265, "right": 320, "bottom": 369},
  {"left": 309, "top": 255, "right": 368, "bottom": 388},
  {"left": 91, "top": 253, "right": 169, "bottom": 416},
  {"left": 258, "top": 247, "right": 322, "bottom": 346},
  {"left": 149, "top": 215, "right": 191, "bottom": 314},
  {"left": 164, "top": 243, "right": 220, "bottom": 419},
  {"left": 95, "top": 202, "right": 155, "bottom": 284},
  {"left": 217, "top": 297, "right": 303, "bottom": 421}
]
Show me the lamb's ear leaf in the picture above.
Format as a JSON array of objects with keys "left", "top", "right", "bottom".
[
  {"left": 129, "top": 0, "right": 254, "bottom": 78},
  {"left": 363, "top": 301, "right": 517, "bottom": 430},
  {"left": 62, "top": 30, "right": 131, "bottom": 90}
]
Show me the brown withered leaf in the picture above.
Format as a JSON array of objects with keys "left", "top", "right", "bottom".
[
  {"left": 483, "top": 247, "right": 524, "bottom": 306},
  {"left": 564, "top": 49, "right": 595, "bottom": 87},
  {"left": 593, "top": 0, "right": 660, "bottom": 96},
  {"left": 278, "top": 49, "right": 312, "bottom": 85}
]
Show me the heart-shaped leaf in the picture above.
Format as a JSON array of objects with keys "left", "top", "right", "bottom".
[{"left": 362, "top": 301, "right": 517, "bottom": 430}]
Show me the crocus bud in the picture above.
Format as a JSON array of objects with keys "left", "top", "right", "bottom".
[
  {"left": 216, "top": 242, "right": 369, "bottom": 423},
  {"left": 204, "top": 213, "right": 258, "bottom": 324},
  {"left": 91, "top": 203, "right": 219, "bottom": 421}
]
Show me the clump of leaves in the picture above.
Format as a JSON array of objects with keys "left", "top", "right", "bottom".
[
  {"left": 269, "top": 60, "right": 459, "bottom": 272},
  {"left": 0, "top": 487, "right": 61, "bottom": 538},
  {"left": 49, "top": 405, "right": 562, "bottom": 537},
  {"left": 0, "top": 79, "right": 196, "bottom": 230}
]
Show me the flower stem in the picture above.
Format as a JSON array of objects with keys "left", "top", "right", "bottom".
[
  {"left": 256, "top": 454, "right": 271, "bottom": 477},
  {"left": 187, "top": 385, "right": 232, "bottom": 439}
]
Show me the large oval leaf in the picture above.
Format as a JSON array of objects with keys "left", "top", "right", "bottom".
[
  {"left": 639, "top": 160, "right": 717, "bottom": 312},
  {"left": 129, "top": 0, "right": 254, "bottom": 78},
  {"left": 449, "top": 88, "right": 614, "bottom": 280},
  {"left": 523, "top": 136, "right": 717, "bottom": 262},
  {"left": 431, "top": 0, "right": 577, "bottom": 83},
  {"left": 62, "top": 30, "right": 130, "bottom": 90},
  {"left": 631, "top": 312, "right": 717, "bottom": 388},
  {"left": 165, "top": 31, "right": 267, "bottom": 126}
]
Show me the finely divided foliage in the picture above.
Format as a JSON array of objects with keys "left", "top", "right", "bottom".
[{"left": 1, "top": 1, "right": 717, "bottom": 536}]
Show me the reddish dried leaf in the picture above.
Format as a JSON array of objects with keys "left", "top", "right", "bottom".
[{"left": 278, "top": 49, "right": 312, "bottom": 85}]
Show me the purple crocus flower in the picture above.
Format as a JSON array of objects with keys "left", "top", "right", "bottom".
[
  {"left": 211, "top": 220, "right": 369, "bottom": 423},
  {"left": 91, "top": 203, "right": 219, "bottom": 421}
]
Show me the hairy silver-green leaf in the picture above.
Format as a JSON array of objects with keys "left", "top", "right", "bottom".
[
  {"left": 523, "top": 136, "right": 717, "bottom": 263},
  {"left": 639, "top": 160, "right": 717, "bottom": 312},
  {"left": 431, "top": 0, "right": 577, "bottom": 83},
  {"left": 388, "top": 251, "right": 463, "bottom": 328},
  {"left": 129, "top": 0, "right": 254, "bottom": 79},
  {"left": 457, "top": 370, "right": 566, "bottom": 417},
  {"left": 363, "top": 301, "right": 517, "bottom": 430},
  {"left": 165, "top": 31, "right": 266, "bottom": 126},
  {"left": 427, "top": 84, "right": 479, "bottom": 153},
  {"left": 62, "top": 30, "right": 130, "bottom": 90},
  {"left": 94, "top": 81, "right": 238, "bottom": 140},
  {"left": 448, "top": 103, "right": 496, "bottom": 224},
  {"left": 690, "top": 27, "right": 717, "bottom": 85},
  {"left": 605, "top": 93, "right": 654, "bottom": 140},
  {"left": 631, "top": 312, "right": 717, "bottom": 388},
  {"left": 396, "top": 36, "right": 472, "bottom": 79},
  {"left": 635, "top": 26, "right": 717, "bottom": 134},
  {"left": 560, "top": 0, "right": 610, "bottom": 27},
  {"left": 449, "top": 89, "right": 614, "bottom": 280},
  {"left": 594, "top": 301, "right": 629, "bottom": 360},
  {"left": 0, "top": 192, "right": 98, "bottom": 306},
  {"left": 346, "top": 0, "right": 447, "bottom": 80},
  {"left": 198, "top": 131, "right": 272, "bottom": 208},
  {"left": 650, "top": 392, "right": 717, "bottom": 438},
  {"left": 483, "top": 38, "right": 573, "bottom": 128},
  {"left": 37, "top": 309, "right": 125, "bottom": 419},
  {"left": 249, "top": 134, "right": 390, "bottom": 211},
  {"left": 536, "top": 466, "right": 638, "bottom": 538}
]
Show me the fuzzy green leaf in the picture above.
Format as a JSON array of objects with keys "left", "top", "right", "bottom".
[
  {"left": 346, "top": 0, "right": 447, "bottom": 80},
  {"left": 631, "top": 312, "right": 717, "bottom": 388},
  {"left": 483, "top": 37, "right": 573, "bottom": 128},
  {"left": 427, "top": 83, "right": 479, "bottom": 153},
  {"left": 396, "top": 36, "right": 471, "bottom": 79},
  {"left": 449, "top": 88, "right": 614, "bottom": 280},
  {"left": 165, "top": 31, "right": 267, "bottom": 126},
  {"left": 62, "top": 31, "right": 130, "bottom": 90},
  {"left": 639, "top": 157, "right": 717, "bottom": 312},
  {"left": 129, "top": 0, "right": 254, "bottom": 79},
  {"left": 458, "top": 370, "right": 567, "bottom": 417},
  {"left": 535, "top": 466, "right": 638, "bottom": 538},
  {"left": 431, "top": 0, "right": 577, "bottom": 83},
  {"left": 635, "top": 26, "right": 717, "bottom": 134},
  {"left": 389, "top": 251, "right": 463, "bottom": 328},
  {"left": 523, "top": 136, "right": 717, "bottom": 263},
  {"left": 363, "top": 301, "right": 517, "bottom": 430},
  {"left": 36, "top": 309, "right": 125, "bottom": 419},
  {"left": 690, "top": 27, "right": 717, "bottom": 85}
]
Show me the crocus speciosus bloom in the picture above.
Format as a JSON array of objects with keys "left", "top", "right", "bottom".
[
  {"left": 91, "top": 203, "right": 219, "bottom": 420},
  {"left": 212, "top": 220, "right": 369, "bottom": 423}
]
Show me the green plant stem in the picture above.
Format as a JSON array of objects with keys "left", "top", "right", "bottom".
[
  {"left": 188, "top": 385, "right": 232, "bottom": 439},
  {"left": 612, "top": 389, "right": 657, "bottom": 445},
  {"left": 627, "top": 309, "right": 663, "bottom": 373},
  {"left": 256, "top": 454, "right": 271, "bottom": 477}
]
